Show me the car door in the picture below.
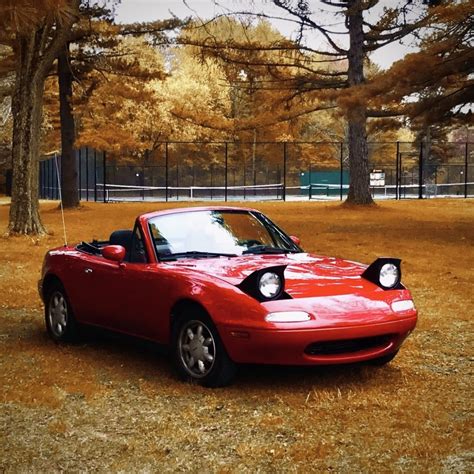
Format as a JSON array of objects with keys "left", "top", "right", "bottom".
[
  {"left": 70, "top": 224, "right": 164, "bottom": 340},
  {"left": 69, "top": 250, "right": 125, "bottom": 328},
  {"left": 109, "top": 224, "right": 163, "bottom": 339},
  {"left": 96, "top": 224, "right": 164, "bottom": 339}
]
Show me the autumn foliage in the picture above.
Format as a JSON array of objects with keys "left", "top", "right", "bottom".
[{"left": 0, "top": 0, "right": 472, "bottom": 232}]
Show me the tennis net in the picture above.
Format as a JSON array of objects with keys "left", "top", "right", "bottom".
[{"left": 97, "top": 183, "right": 285, "bottom": 202}]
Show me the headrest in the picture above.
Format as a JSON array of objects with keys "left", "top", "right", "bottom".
[{"left": 109, "top": 230, "right": 133, "bottom": 249}]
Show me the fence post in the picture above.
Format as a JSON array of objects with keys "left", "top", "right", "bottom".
[
  {"left": 176, "top": 152, "right": 179, "bottom": 201},
  {"left": 283, "top": 142, "right": 287, "bottom": 201},
  {"left": 42, "top": 160, "right": 46, "bottom": 199},
  {"left": 94, "top": 150, "right": 97, "bottom": 202},
  {"left": 85, "top": 147, "right": 89, "bottom": 201},
  {"left": 396, "top": 141, "right": 400, "bottom": 200},
  {"left": 418, "top": 141, "right": 423, "bottom": 199},
  {"left": 78, "top": 148, "right": 82, "bottom": 201},
  {"left": 103, "top": 150, "right": 107, "bottom": 203},
  {"left": 57, "top": 156, "right": 61, "bottom": 200},
  {"left": 465, "top": 142, "right": 468, "bottom": 198},
  {"left": 46, "top": 158, "right": 49, "bottom": 199},
  {"left": 224, "top": 142, "right": 228, "bottom": 202},
  {"left": 38, "top": 160, "right": 42, "bottom": 199},
  {"left": 243, "top": 157, "right": 247, "bottom": 200},
  {"left": 165, "top": 142, "right": 169, "bottom": 202},
  {"left": 210, "top": 164, "right": 214, "bottom": 200},
  {"left": 340, "top": 142, "right": 343, "bottom": 201},
  {"left": 143, "top": 150, "right": 148, "bottom": 201},
  {"left": 50, "top": 157, "right": 54, "bottom": 199}
]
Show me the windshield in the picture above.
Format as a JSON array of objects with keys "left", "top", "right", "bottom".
[{"left": 148, "top": 210, "right": 301, "bottom": 260}]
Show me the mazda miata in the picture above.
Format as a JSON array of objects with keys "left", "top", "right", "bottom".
[{"left": 39, "top": 206, "right": 417, "bottom": 386}]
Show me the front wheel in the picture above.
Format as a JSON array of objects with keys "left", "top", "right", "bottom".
[
  {"left": 45, "top": 284, "right": 79, "bottom": 342},
  {"left": 172, "top": 311, "right": 236, "bottom": 387}
]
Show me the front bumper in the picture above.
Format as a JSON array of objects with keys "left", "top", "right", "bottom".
[{"left": 218, "top": 315, "right": 417, "bottom": 365}]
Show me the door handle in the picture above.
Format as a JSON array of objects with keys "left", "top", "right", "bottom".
[{"left": 84, "top": 268, "right": 93, "bottom": 274}]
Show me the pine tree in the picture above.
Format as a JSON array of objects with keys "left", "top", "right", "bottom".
[
  {"left": 364, "top": 1, "right": 473, "bottom": 128},
  {"left": 179, "top": 0, "right": 438, "bottom": 204}
]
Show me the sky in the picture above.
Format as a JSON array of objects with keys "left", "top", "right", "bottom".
[{"left": 115, "top": 0, "right": 421, "bottom": 69}]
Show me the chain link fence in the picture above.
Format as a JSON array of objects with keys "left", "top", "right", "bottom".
[{"left": 39, "top": 141, "right": 474, "bottom": 202}]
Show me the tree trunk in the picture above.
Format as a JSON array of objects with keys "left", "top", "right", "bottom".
[
  {"left": 345, "top": 0, "right": 373, "bottom": 205},
  {"left": 58, "top": 44, "right": 79, "bottom": 208},
  {"left": 7, "top": 1, "right": 78, "bottom": 235},
  {"left": 8, "top": 33, "right": 47, "bottom": 235}
]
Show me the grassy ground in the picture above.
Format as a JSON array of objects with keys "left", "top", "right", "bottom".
[{"left": 0, "top": 199, "right": 473, "bottom": 472}]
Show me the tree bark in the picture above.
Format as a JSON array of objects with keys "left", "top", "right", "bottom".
[
  {"left": 345, "top": 0, "right": 373, "bottom": 205},
  {"left": 58, "top": 44, "right": 79, "bottom": 208},
  {"left": 8, "top": 32, "right": 47, "bottom": 235}
]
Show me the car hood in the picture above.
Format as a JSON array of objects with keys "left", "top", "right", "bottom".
[{"left": 167, "top": 253, "right": 376, "bottom": 297}]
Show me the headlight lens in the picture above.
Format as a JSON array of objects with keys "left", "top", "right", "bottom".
[
  {"left": 258, "top": 272, "right": 282, "bottom": 298},
  {"left": 265, "top": 311, "right": 311, "bottom": 323},
  {"left": 379, "top": 263, "right": 399, "bottom": 288}
]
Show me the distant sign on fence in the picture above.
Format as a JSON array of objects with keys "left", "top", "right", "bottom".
[{"left": 370, "top": 169, "right": 385, "bottom": 186}]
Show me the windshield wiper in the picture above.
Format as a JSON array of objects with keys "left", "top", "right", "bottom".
[
  {"left": 160, "top": 251, "right": 238, "bottom": 261},
  {"left": 242, "top": 245, "right": 297, "bottom": 255}
]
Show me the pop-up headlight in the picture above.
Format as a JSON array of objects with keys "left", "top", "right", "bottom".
[
  {"left": 237, "top": 265, "right": 288, "bottom": 302},
  {"left": 362, "top": 258, "right": 402, "bottom": 290}
]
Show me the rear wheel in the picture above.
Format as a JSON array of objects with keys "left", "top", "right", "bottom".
[
  {"left": 172, "top": 309, "right": 236, "bottom": 387},
  {"left": 369, "top": 349, "right": 399, "bottom": 366},
  {"left": 45, "top": 283, "right": 79, "bottom": 342}
]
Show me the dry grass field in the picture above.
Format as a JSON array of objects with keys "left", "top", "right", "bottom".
[{"left": 0, "top": 199, "right": 473, "bottom": 472}]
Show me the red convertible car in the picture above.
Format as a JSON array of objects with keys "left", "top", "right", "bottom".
[{"left": 39, "top": 206, "right": 417, "bottom": 386}]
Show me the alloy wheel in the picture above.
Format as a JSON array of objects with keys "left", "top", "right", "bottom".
[
  {"left": 178, "top": 320, "right": 216, "bottom": 378},
  {"left": 48, "top": 291, "right": 68, "bottom": 337}
]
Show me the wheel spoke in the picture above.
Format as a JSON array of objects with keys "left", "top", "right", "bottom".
[
  {"left": 203, "top": 337, "right": 212, "bottom": 347},
  {"left": 197, "top": 360, "right": 205, "bottom": 373},
  {"left": 204, "top": 352, "right": 214, "bottom": 362},
  {"left": 187, "top": 328, "right": 194, "bottom": 340},
  {"left": 197, "top": 325, "right": 203, "bottom": 338}
]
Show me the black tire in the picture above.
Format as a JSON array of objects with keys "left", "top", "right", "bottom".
[
  {"left": 172, "top": 308, "right": 237, "bottom": 387},
  {"left": 44, "top": 282, "right": 79, "bottom": 343},
  {"left": 369, "top": 349, "right": 399, "bottom": 366}
]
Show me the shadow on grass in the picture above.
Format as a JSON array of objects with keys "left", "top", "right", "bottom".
[
  {"left": 3, "top": 309, "right": 402, "bottom": 393},
  {"left": 57, "top": 324, "right": 400, "bottom": 392}
]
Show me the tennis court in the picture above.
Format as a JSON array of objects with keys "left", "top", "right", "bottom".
[{"left": 38, "top": 141, "right": 474, "bottom": 203}]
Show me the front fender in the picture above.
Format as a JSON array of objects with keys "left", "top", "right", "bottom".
[{"left": 156, "top": 265, "right": 268, "bottom": 344}]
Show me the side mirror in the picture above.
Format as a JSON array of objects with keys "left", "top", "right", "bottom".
[
  {"left": 102, "top": 245, "right": 126, "bottom": 262},
  {"left": 290, "top": 235, "right": 301, "bottom": 246}
]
